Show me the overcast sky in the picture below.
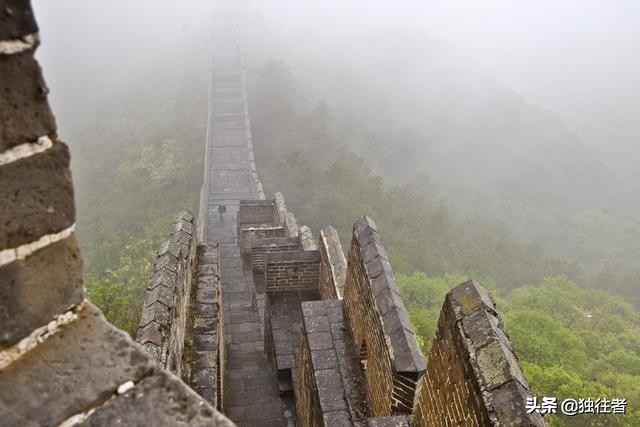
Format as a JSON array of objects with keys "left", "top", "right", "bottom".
[
  {"left": 240, "top": 0, "right": 640, "bottom": 142},
  {"left": 33, "top": 0, "right": 640, "bottom": 148}
]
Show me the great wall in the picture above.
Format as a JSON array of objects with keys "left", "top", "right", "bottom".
[{"left": 0, "top": 3, "right": 546, "bottom": 426}]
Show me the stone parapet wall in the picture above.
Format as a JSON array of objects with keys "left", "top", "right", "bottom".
[
  {"left": 296, "top": 313, "right": 324, "bottom": 427},
  {"left": 239, "top": 223, "right": 287, "bottom": 255},
  {"left": 318, "top": 225, "right": 347, "bottom": 300},
  {"left": 239, "top": 45, "right": 265, "bottom": 200},
  {"left": 274, "top": 191, "right": 300, "bottom": 237},
  {"left": 237, "top": 199, "right": 276, "bottom": 227},
  {"left": 343, "top": 216, "right": 426, "bottom": 416},
  {"left": 412, "top": 280, "right": 545, "bottom": 426},
  {"left": 251, "top": 236, "right": 300, "bottom": 273},
  {"left": 299, "top": 225, "right": 318, "bottom": 251},
  {"left": 265, "top": 250, "right": 321, "bottom": 294},
  {"left": 188, "top": 243, "right": 225, "bottom": 410},
  {"left": 136, "top": 212, "right": 197, "bottom": 375}
]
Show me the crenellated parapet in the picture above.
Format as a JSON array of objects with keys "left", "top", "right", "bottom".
[
  {"left": 318, "top": 225, "right": 347, "bottom": 299},
  {"left": 413, "top": 280, "right": 545, "bottom": 426},
  {"left": 343, "top": 216, "right": 426, "bottom": 416},
  {"left": 136, "top": 211, "right": 197, "bottom": 374}
]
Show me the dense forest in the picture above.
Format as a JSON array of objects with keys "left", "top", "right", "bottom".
[{"left": 36, "top": 4, "right": 639, "bottom": 425}]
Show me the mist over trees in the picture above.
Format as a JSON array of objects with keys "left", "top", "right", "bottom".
[{"left": 33, "top": 1, "right": 639, "bottom": 424}]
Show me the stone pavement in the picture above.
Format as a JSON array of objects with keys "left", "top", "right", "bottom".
[{"left": 205, "top": 28, "right": 295, "bottom": 426}]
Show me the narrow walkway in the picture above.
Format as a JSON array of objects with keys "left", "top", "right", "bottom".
[{"left": 205, "top": 27, "right": 295, "bottom": 427}]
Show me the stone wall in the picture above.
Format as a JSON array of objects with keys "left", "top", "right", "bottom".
[
  {"left": 296, "top": 299, "right": 371, "bottom": 426},
  {"left": 251, "top": 236, "right": 300, "bottom": 273},
  {"left": 296, "top": 315, "right": 324, "bottom": 427},
  {"left": 274, "top": 191, "right": 299, "bottom": 238},
  {"left": 412, "top": 280, "right": 545, "bottom": 426},
  {"left": 0, "top": 2, "right": 231, "bottom": 424},
  {"left": 239, "top": 223, "right": 287, "bottom": 255},
  {"left": 237, "top": 199, "right": 285, "bottom": 255},
  {"left": 239, "top": 45, "right": 265, "bottom": 200},
  {"left": 237, "top": 199, "right": 276, "bottom": 226},
  {"left": 299, "top": 225, "right": 318, "bottom": 251},
  {"left": 136, "top": 212, "right": 197, "bottom": 375},
  {"left": 318, "top": 225, "right": 347, "bottom": 300},
  {"left": 343, "top": 216, "right": 426, "bottom": 416},
  {"left": 265, "top": 250, "right": 321, "bottom": 293},
  {"left": 188, "top": 243, "right": 225, "bottom": 410}
]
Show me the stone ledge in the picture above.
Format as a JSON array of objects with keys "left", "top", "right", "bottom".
[
  {"left": 77, "top": 370, "right": 233, "bottom": 427},
  {"left": 352, "top": 216, "right": 425, "bottom": 374}
]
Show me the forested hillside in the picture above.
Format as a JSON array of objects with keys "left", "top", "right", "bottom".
[
  {"left": 242, "top": 27, "right": 640, "bottom": 308},
  {"left": 246, "top": 58, "right": 640, "bottom": 426}
]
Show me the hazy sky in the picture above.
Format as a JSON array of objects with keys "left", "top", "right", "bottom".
[
  {"left": 242, "top": 0, "right": 640, "bottom": 143},
  {"left": 33, "top": 0, "right": 640, "bottom": 148}
]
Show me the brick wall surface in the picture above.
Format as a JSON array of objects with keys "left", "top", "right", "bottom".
[
  {"left": 239, "top": 223, "right": 287, "bottom": 255},
  {"left": 136, "top": 212, "right": 197, "bottom": 375},
  {"left": 265, "top": 250, "right": 321, "bottom": 294},
  {"left": 237, "top": 199, "right": 276, "bottom": 228},
  {"left": 318, "top": 225, "right": 347, "bottom": 300},
  {"left": 343, "top": 216, "right": 426, "bottom": 416},
  {"left": 413, "top": 280, "right": 546, "bottom": 427},
  {"left": 250, "top": 236, "right": 300, "bottom": 273}
]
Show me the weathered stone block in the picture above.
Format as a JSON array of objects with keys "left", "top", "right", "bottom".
[
  {"left": 367, "top": 415, "right": 411, "bottom": 426},
  {"left": 308, "top": 332, "right": 333, "bottom": 351},
  {"left": 491, "top": 381, "right": 546, "bottom": 426},
  {"left": 157, "top": 239, "right": 183, "bottom": 259},
  {"left": 447, "top": 279, "right": 496, "bottom": 318},
  {"left": 0, "top": 0, "right": 38, "bottom": 41},
  {"left": 137, "top": 322, "right": 165, "bottom": 346},
  {"left": 147, "top": 268, "right": 178, "bottom": 291},
  {"left": 323, "top": 410, "right": 352, "bottom": 426},
  {"left": 0, "top": 303, "right": 157, "bottom": 426},
  {"left": 145, "top": 283, "right": 175, "bottom": 308},
  {"left": 315, "top": 369, "right": 347, "bottom": 411},
  {"left": 0, "top": 235, "right": 83, "bottom": 348},
  {"left": 139, "top": 302, "right": 170, "bottom": 328},
  {"left": 311, "top": 349, "right": 338, "bottom": 370},
  {"left": 0, "top": 50, "right": 56, "bottom": 152},
  {"left": 475, "top": 339, "right": 527, "bottom": 391},
  {"left": 305, "top": 315, "right": 330, "bottom": 333},
  {"left": 77, "top": 370, "right": 232, "bottom": 426},
  {"left": 0, "top": 141, "right": 74, "bottom": 250}
]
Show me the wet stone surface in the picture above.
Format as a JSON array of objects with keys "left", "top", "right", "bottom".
[{"left": 204, "top": 30, "right": 294, "bottom": 426}]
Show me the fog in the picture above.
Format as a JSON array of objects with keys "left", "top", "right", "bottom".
[
  {"left": 32, "top": 1, "right": 640, "bottom": 302},
  {"left": 35, "top": 1, "right": 640, "bottom": 149}
]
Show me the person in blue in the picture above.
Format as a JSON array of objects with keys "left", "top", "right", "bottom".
[{"left": 218, "top": 204, "right": 227, "bottom": 221}]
